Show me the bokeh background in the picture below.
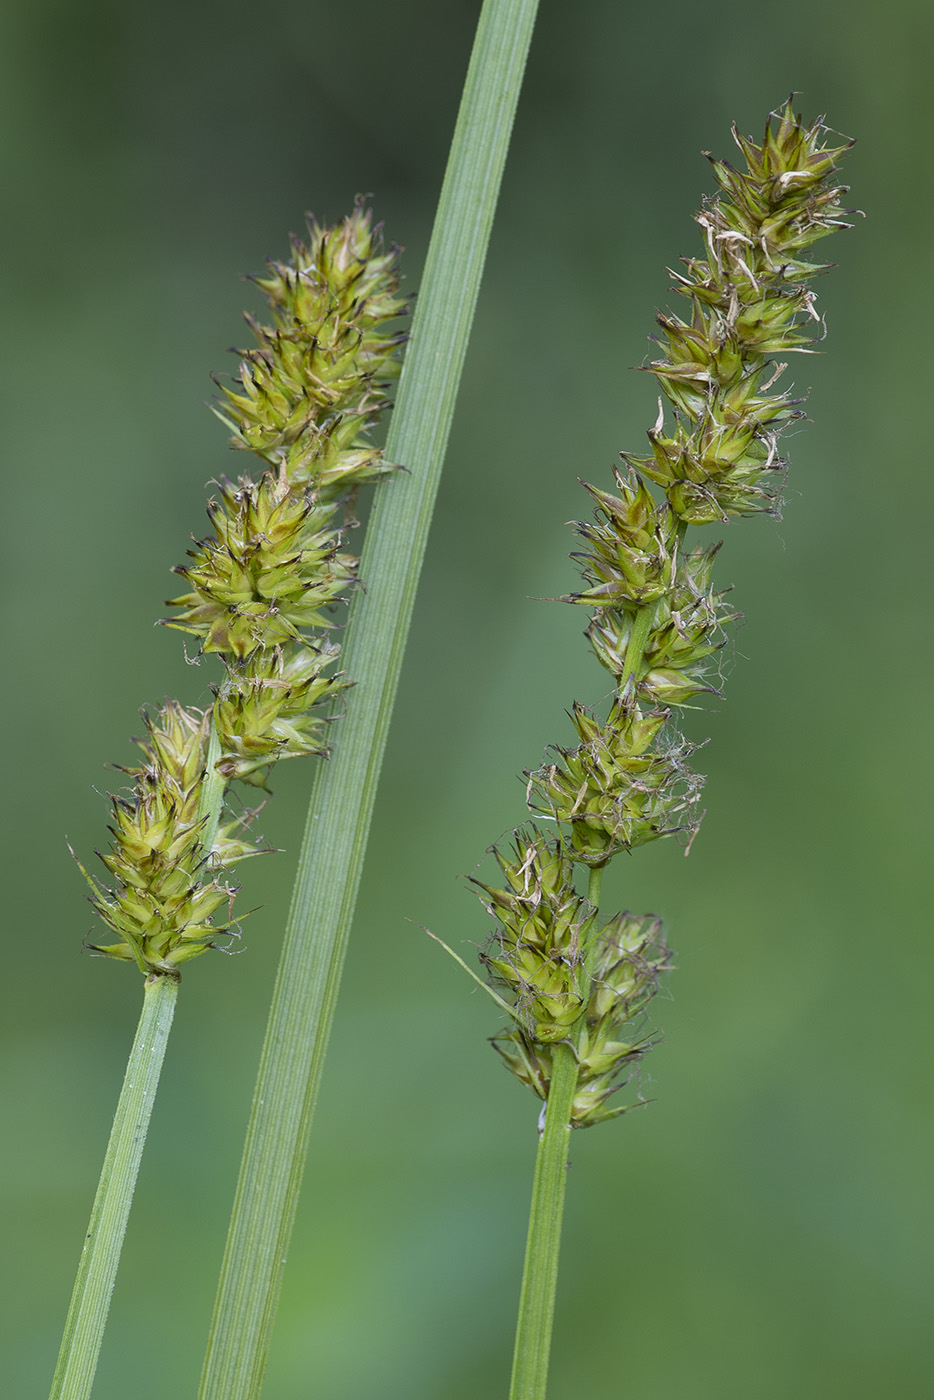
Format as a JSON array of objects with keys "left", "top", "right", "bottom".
[{"left": 2, "top": 1, "right": 932, "bottom": 1396}]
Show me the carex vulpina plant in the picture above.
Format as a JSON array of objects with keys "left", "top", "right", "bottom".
[
  {"left": 439, "top": 100, "right": 855, "bottom": 1400},
  {"left": 52, "top": 203, "right": 408, "bottom": 1400}
]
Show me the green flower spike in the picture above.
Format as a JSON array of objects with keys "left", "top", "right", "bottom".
[
  {"left": 82, "top": 206, "right": 409, "bottom": 982},
  {"left": 587, "top": 544, "right": 740, "bottom": 705},
  {"left": 567, "top": 467, "right": 677, "bottom": 609},
  {"left": 163, "top": 202, "right": 408, "bottom": 800},
  {"left": 628, "top": 100, "right": 854, "bottom": 525},
  {"left": 74, "top": 701, "right": 262, "bottom": 977},
  {"left": 525, "top": 697, "right": 703, "bottom": 864},
  {"left": 215, "top": 642, "right": 347, "bottom": 787},
  {"left": 165, "top": 473, "right": 355, "bottom": 658},
  {"left": 219, "top": 202, "right": 407, "bottom": 499},
  {"left": 467, "top": 833, "right": 670, "bottom": 1129},
  {"left": 474, "top": 831, "right": 593, "bottom": 1043},
  {"left": 460, "top": 98, "right": 854, "bottom": 1114},
  {"left": 493, "top": 911, "right": 670, "bottom": 1128}
]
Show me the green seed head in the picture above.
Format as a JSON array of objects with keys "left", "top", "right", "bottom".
[
  {"left": 78, "top": 202, "right": 408, "bottom": 973},
  {"left": 454, "top": 103, "right": 853, "bottom": 1126},
  {"left": 215, "top": 642, "right": 347, "bottom": 786},
  {"left": 491, "top": 911, "right": 670, "bottom": 1127},
  {"left": 632, "top": 99, "right": 853, "bottom": 524},
  {"left": 525, "top": 697, "right": 704, "bottom": 864},
  {"left": 75, "top": 702, "right": 263, "bottom": 977},
  {"left": 164, "top": 474, "right": 355, "bottom": 657},
  {"left": 220, "top": 201, "right": 407, "bottom": 495},
  {"left": 587, "top": 543, "right": 740, "bottom": 705},
  {"left": 474, "top": 832, "right": 594, "bottom": 1042},
  {"left": 567, "top": 467, "right": 677, "bottom": 609}
]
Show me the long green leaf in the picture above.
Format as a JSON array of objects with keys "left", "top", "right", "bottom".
[{"left": 198, "top": 2, "right": 540, "bottom": 1395}]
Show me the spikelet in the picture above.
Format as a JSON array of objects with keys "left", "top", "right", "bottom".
[
  {"left": 492, "top": 903, "right": 670, "bottom": 1127},
  {"left": 74, "top": 703, "right": 263, "bottom": 976}
]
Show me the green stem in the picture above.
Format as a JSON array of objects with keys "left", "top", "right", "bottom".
[
  {"left": 198, "top": 698, "right": 227, "bottom": 862},
  {"left": 49, "top": 975, "right": 178, "bottom": 1400},
  {"left": 622, "top": 602, "right": 655, "bottom": 689},
  {"left": 508, "top": 865, "right": 603, "bottom": 1400},
  {"left": 198, "top": 3, "right": 540, "bottom": 1396},
  {"left": 582, "top": 862, "right": 605, "bottom": 980},
  {"left": 587, "top": 865, "right": 605, "bottom": 915},
  {"left": 508, "top": 1043, "right": 577, "bottom": 1400}
]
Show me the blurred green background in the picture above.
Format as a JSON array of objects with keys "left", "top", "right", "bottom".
[{"left": 2, "top": 1, "right": 932, "bottom": 1396}]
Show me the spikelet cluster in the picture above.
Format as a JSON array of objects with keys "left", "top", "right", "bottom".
[
  {"left": 470, "top": 103, "right": 852, "bottom": 1124},
  {"left": 74, "top": 703, "right": 263, "bottom": 976},
  {"left": 473, "top": 833, "right": 670, "bottom": 1127},
  {"left": 82, "top": 204, "right": 406, "bottom": 974},
  {"left": 165, "top": 203, "right": 406, "bottom": 787}
]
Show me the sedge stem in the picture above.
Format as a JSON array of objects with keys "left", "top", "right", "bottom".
[
  {"left": 508, "top": 864, "right": 603, "bottom": 1400},
  {"left": 508, "top": 1043, "right": 578, "bottom": 1400},
  {"left": 49, "top": 975, "right": 178, "bottom": 1400},
  {"left": 198, "top": 700, "right": 227, "bottom": 862},
  {"left": 621, "top": 603, "right": 654, "bottom": 690}
]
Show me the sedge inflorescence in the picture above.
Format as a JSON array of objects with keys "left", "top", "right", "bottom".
[
  {"left": 74, "top": 702, "right": 264, "bottom": 974},
  {"left": 79, "top": 204, "right": 407, "bottom": 977},
  {"left": 472, "top": 102, "right": 853, "bottom": 1126}
]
